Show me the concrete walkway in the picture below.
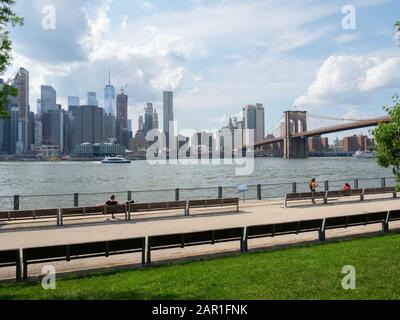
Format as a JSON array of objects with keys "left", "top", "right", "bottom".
[{"left": 1, "top": 195, "right": 399, "bottom": 281}]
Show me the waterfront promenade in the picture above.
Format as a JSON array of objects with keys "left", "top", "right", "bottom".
[{"left": 0, "top": 195, "right": 399, "bottom": 280}]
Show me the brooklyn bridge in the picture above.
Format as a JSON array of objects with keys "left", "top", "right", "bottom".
[{"left": 253, "top": 111, "right": 390, "bottom": 159}]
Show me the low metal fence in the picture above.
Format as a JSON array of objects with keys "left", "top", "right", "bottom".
[{"left": 0, "top": 176, "right": 397, "bottom": 211}]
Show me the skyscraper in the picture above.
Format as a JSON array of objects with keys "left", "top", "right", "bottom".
[
  {"left": 68, "top": 96, "right": 80, "bottom": 108},
  {"left": 138, "top": 116, "right": 144, "bottom": 132},
  {"left": 243, "top": 104, "right": 265, "bottom": 144},
  {"left": 40, "top": 85, "right": 57, "bottom": 114},
  {"left": 104, "top": 71, "right": 115, "bottom": 115},
  {"left": 153, "top": 110, "right": 159, "bottom": 130},
  {"left": 13, "top": 68, "right": 30, "bottom": 152},
  {"left": 87, "top": 92, "right": 98, "bottom": 106},
  {"left": 163, "top": 91, "right": 174, "bottom": 134},
  {"left": 71, "top": 105, "right": 104, "bottom": 149},
  {"left": 144, "top": 103, "right": 154, "bottom": 134},
  {"left": 116, "top": 90, "right": 128, "bottom": 146}
]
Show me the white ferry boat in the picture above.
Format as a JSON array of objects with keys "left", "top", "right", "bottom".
[
  {"left": 101, "top": 156, "right": 131, "bottom": 164},
  {"left": 353, "top": 151, "right": 375, "bottom": 158}
]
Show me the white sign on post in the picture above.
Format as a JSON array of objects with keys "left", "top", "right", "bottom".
[{"left": 237, "top": 185, "right": 249, "bottom": 203}]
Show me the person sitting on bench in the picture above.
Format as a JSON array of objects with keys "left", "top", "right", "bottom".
[
  {"left": 343, "top": 183, "right": 351, "bottom": 191},
  {"left": 106, "top": 194, "right": 118, "bottom": 206}
]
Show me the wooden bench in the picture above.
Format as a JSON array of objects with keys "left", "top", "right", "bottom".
[
  {"left": 326, "top": 189, "right": 364, "bottom": 201},
  {"left": 22, "top": 237, "right": 146, "bottom": 280},
  {"left": 363, "top": 187, "right": 397, "bottom": 199},
  {"left": 284, "top": 192, "right": 326, "bottom": 208},
  {"left": 319, "top": 211, "right": 389, "bottom": 241},
  {"left": 285, "top": 187, "right": 398, "bottom": 208},
  {"left": 0, "top": 209, "right": 58, "bottom": 222},
  {"left": 244, "top": 219, "right": 324, "bottom": 251},
  {"left": 147, "top": 227, "right": 245, "bottom": 264},
  {"left": 60, "top": 204, "right": 127, "bottom": 225},
  {"left": 127, "top": 201, "right": 186, "bottom": 219},
  {"left": 0, "top": 249, "right": 21, "bottom": 281},
  {"left": 187, "top": 198, "right": 239, "bottom": 215}
]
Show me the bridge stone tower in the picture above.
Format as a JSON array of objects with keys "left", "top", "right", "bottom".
[{"left": 283, "top": 111, "right": 308, "bottom": 159}]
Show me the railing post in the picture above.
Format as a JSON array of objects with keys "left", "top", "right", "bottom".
[
  {"left": 292, "top": 182, "right": 297, "bottom": 194},
  {"left": 175, "top": 188, "right": 180, "bottom": 201},
  {"left": 218, "top": 187, "right": 223, "bottom": 199},
  {"left": 257, "top": 184, "right": 262, "bottom": 200},
  {"left": 74, "top": 193, "right": 79, "bottom": 207},
  {"left": 381, "top": 178, "right": 386, "bottom": 188},
  {"left": 13, "top": 195, "right": 19, "bottom": 211},
  {"left": 324, "top": 181, "right": 329, "bottom": 192},
  {"left": 354, "top": 179, "right": 359, "bottom": 190},
  {"left": 127, "top": 191, "right": 132, "bottom": 202}
]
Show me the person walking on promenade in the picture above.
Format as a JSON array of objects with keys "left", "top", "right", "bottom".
[{"left": 309, "top": 178, "right": 318, "bottom": 204}]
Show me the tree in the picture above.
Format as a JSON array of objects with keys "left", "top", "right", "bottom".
[
  {"left": 372, "top": 21, "right": 400, "bottom": 190},
  {"left": 0, "top": 0, "right": 23, "bottom": 118},
  {"left": 373, "top": 96, "right": 400, "bottom": 189}
]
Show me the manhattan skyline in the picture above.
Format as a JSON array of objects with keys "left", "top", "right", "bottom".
[{"left": 3, "top": 0, "right": 400, "bottom": 138}]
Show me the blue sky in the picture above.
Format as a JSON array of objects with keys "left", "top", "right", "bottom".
[{"left": 4, "top": 0, "right": 400, "bottom": 140}]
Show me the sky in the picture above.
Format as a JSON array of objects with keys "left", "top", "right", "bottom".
[{"left": 4, "top": 0, "right": 400, "bottom": 140}]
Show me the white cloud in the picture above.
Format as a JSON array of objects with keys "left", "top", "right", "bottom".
[{"left": 295, "top": 55, "right": 400, "bottom": 108}]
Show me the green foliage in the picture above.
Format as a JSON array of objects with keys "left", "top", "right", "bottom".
[
  {"left": 373, "top": 95, "right": 400, "bottom": 190},
  {"left": 0, "top": 0, "right": 23, "bottom": 118}
]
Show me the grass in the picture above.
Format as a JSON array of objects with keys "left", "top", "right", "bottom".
[{"left": 1, "top": 233, "right": 400, "bottom": 300}]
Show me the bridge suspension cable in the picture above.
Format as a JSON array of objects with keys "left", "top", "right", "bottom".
[{"left": 308, "top": 113, "right": 363, "bottom": 122}]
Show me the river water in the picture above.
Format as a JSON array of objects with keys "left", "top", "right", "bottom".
[{"left": 0, "top": 158, "right": 395, "bottom": 210}]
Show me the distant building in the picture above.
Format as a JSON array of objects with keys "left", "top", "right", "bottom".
[
  {"left": 0, "top": 92, "right": 20, "bottom": 154},
  {"left": 144, "top": 103, "right": 154, "bottom": 135},
  {"left": 70, "top": 105, "right": 104, "bottom": 149},
  {"left": 341, "top": 134, "right": 375, "bottom": 152},
  {"left": 87, "top": 92, "right": 98, "bottom": 107},
  {"left": 163, "top": 91, "right": 174, "bottom": 134},
  {"left": 243, "top": 104, "right": 265, "bottom": 144},
  {"left": 14, "top": 68, "right": 30, "bottom": 152},
  {"left": 42, "top": 107, "right": 65, "bottom": 153},
  {"left": 68, "top": 96, "right": 80, "bottom": 108},
  {"left": 138, "top": 115, "right": 144, "bottom": 131},
  {"left": 34, "top": 114, "right": 42, "bottom": 149},
  {"left": 74, "top": 142, "right": 125, "bottom": 158},
  {"left": 104, "top": 72, "right": 115, "bottom": 115},
  {"left": 103, "top": 113, "right": 117, "bottom": 143},
  {"left": 116, "top": 91, "right": 128, "bottom": 147},
  {"left": 308, "top": 135, "right": 329, "bottom": 152},
  {"left": 153, "top": 110, "right": 159, "bottom": 130},
  {"left": 40, "top": 85, "right": 57, "bottom": 114}
]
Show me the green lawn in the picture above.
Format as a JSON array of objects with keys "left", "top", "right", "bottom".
[{"left": 1, "top": 233, "right": 400, "bottom": 300}]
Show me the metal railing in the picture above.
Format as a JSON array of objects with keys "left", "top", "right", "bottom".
[{"left": 0, "top": 176, "right": 397, "bottom": 211}]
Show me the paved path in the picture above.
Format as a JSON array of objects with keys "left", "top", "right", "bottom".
[{"left": 0, "top": 195, "right": 399, "bottom": 280}]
